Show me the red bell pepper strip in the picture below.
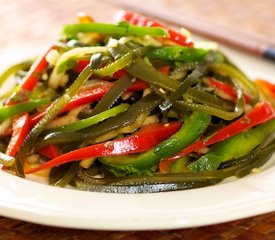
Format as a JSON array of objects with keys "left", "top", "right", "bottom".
[
  {"left": 30, "top": 82, "right": 112, "bottom": 126},
  {"left": 255, "top": 79, "right": 275, "bottom": 99},
  {"left": 37, "top": 144, "right": 61, "bottom": 159},
  {"left": 21, "top": 45, "right": 57, "bottom": 91},
  {"left": 206, "top": 77, "right": 250, "bottom": 103},
  {"left": 158, "top": 66, "right": 170, "bottom": 75},
  {"left": 74, "top": 59, "right": 91, "bottom": 73},
  {"left": 162, "top": 101, "right": 275, "bottom": 163},
  {"left": 118, "top": 11, "right": 193, "bottom": 47},
  {"left": 113, "top": 69, "right": 127, "bottom": 79},
  {"left": 6, "top": 45, "right": 57, "bottom": 106},
  {"left": 25, "top": 121, "right": 182, "bottom": 174},
  {"left": 30, "top": 80, "right": 149, "bottom": 126},
  {"left": 127, "top": 80, "right": 149, "bottom": 91},
  {"left": 61, "top": 83, "right": 112, "bottom": 112},
  {"left": 5, "top": 113, "right": 30, "bottom": 157}
]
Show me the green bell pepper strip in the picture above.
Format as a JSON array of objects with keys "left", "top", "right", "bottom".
[
  {"left": 99, "top": 111, "right": 211, "bottom": 173},
  {"left": 209, "top": 62, "right": 259, "bottom": 103},
  {"left": 50, "top": 103, "right": 129, "bottom": 132},
  {"left": 0, "top": 60, "right": 33, "bottom": 88},
  {"left": 62, "top": 22, "right": 169, "bottom": 39},
  {"left": 189, "top": 119, "right": 275, "bottom": 172},
  {"left": 15, "top": 64, "right": 94, "bottom": 177},
  {"left": 146, "top": 46, "right": 209, "bottom": 62},
  {"left": 0, "top": 98, "right": 49, "bottom": 122},
  {"left": 218, "top": 139, "right": 275, "bottom": 174},
  {"left": 226, "top": 143, "right": 275, "bottom": 178},
  {"left": 168, "top": 156, "right": 190, "bottom": 173}
]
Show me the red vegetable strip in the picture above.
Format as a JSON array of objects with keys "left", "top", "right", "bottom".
[
  {"left": 30, "top": 82, "right": 112, "bottom": 126},
  {"left": 30, "top": 80, "right": 149, "bottom": 126},
  {"left": 25, "top": 122, "right": 182, "bottom": 174},
  {"left": 61, "top": 83, "right": 112, "bottom": 112},
  {"left": 21, "top": 45, "right": 57, "bottom": 91},
  {"left": 163, "top": 102, "right": 275, "bottom": 162},
  {"left": 206, "top": 77, "right": 250, "bottom": 103},
  {"left": 126, "top": 80, "right": 148, "bottom": 91},
  {"left": 74, "top": 59, "right": 91, "bottom": 73},
  {"left": 158, "top": 66, "right": 170, "bottom": 75},
  {"left": 5, "top": 114, "right": 30, "bottom": 157},
  {"left": 6, "top": 45, "right": 57, "bottom": 106},
  {"left": 113, "top": 69, "right": 127, "bottom": 79},
  {"left": 255, "top": 79, "right": 275, "bottom": 99},
  {"left": 118, "top": 11, "right": 193, "bottom": 47},
  {"left": 37, "top": 144, "right": 61, "bottom": 159}
]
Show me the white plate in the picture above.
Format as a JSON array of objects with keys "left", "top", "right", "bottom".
[{"left": 0, "top": 47, "right": 275, "bottom": 230}]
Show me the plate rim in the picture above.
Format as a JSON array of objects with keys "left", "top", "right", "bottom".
[{"left": 0, "top": 162, "right": 275, "bottom": 230}]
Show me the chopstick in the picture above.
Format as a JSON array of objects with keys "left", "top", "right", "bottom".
[{"left": 105, "top": 0, "right": 275, "bottom": 62}]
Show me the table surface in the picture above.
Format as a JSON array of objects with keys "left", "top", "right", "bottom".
[{"left": 0, "top": 0, "right": 275, "bottom": 239}]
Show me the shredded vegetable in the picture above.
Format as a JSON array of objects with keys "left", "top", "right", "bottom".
[{"left": 0, "top": 11, "right": 274, "bottom": 193}]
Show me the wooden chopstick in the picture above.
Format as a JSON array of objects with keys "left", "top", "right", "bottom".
[{"left": 105, "top": 0, "right": 275, "bottom": 62}]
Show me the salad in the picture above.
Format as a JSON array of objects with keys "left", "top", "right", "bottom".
[{"left": 0, "top": 11, "right": 274, "bottom": 193}]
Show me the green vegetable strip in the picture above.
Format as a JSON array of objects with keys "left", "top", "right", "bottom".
[
  {"left": 0, "top": 98, "right": 49, "bottom": 122},
  {"left": 109, "top": 43, "right": 180, "bottom": 91},
  {"left": 174, "top": 78, "right": 245, "bottom": 120},
  {"left": 219, "top": 142, "right": 275, "bottom": 177},
  {"left": 184, "top": 88, "right": 234, "bottom": 111},
  {"left": 75, "top": 180, "right": 219, "bottom": 193},
  {"left": 0, "top": 151, "right": 15, "bottom": 167},
  {"left": 51, "top": 103, "right": 129, "bottom": 132},
  {"left": 93, "top": 51, "right": 134, "bottom": 77},
  {"left": 99, "top": 112, "right": 211, "bottom": 172},
  {"left": 62, "top": 22, "right": 169, "bottom": 39},
  {"left": 126, "top": 57, "right": 180, "bottom": 91},
  {"left": 189, "top": 119, "right": 275, "bottom": 171},
  {"left": 55, "top": 47, "right": 107, "bottom": 74},
  {"left": 209, "top": 62, "right": 259, "bottom": 102},
  {"left": 52, "top": 162, "right": 80, "bottom": 187},
  {"left": 146, "top": 46, "right": 209, "bottom": 62},
  {"left": 49, "top": 46, "right": 107, "bottom": 89},
  {"left": 174, "top": 101, "right": 242, "bottom": 121},
  {"left": 0, "top": 60, "right": 33, "bottom": 88},
  {"left": 91, "top": 74, "right": 134, "bottom": 116},
  {"left": 15, "top": 65, "right": 93, "bottom": 177},
  {"left": 35, "top": 93, "right": 162, "bottom": 148},
  {"left": 76, "top": 141, "right": 274, "bottom": 193},
  {"left": 159, "top": 52, "right": 213, "bottom": 111}
]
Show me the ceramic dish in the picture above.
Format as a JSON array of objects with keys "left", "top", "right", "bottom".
[{"left": 0, "top": 46, "right": 274, "bottom": 230}]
